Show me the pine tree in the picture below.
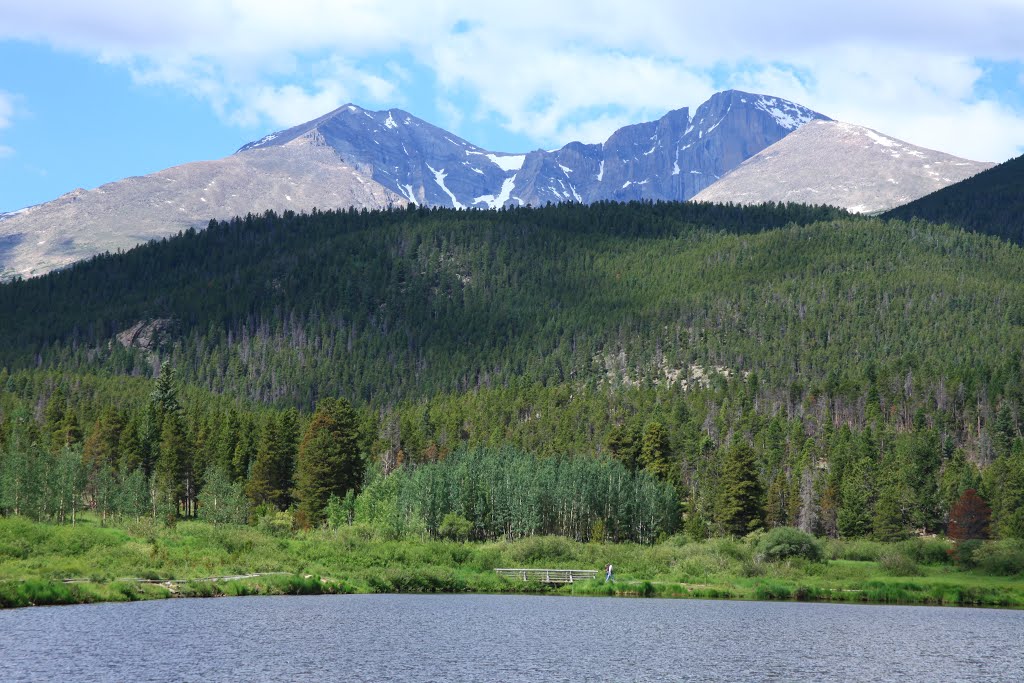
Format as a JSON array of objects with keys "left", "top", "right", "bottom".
[
  {"left": 639, "top": 421, "right": 672, "bottom": 480},
  {"left": 155, "top": 414, "right": 190, "bottom": 519},
  {"left": 151, "top": 360, "right": 182, "bottom": 419},
  {"left": 837, "top": 457, "right": 873, "bottom": 537},
  {"left": 294, "top": 398, "right": 363, "bottom": 528},
  {"left": 716, "top": 439, "right": 764, "bottom": 536},
  {"left": 246, "top": 414, "right": 295, "bottom": 510}
]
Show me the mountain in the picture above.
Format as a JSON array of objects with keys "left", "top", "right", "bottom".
[
  {"left": 883, "top": 153, "right": 1024, "bottom": 244},
  {"left": 241, "top": 90, "right": 828, "bottom": 208},
  {"left": 0, "top": 90, "right": 827, "bottom": 279},
  {"left": 691, "top": 121, "right": 993, "bottom": 213},
  {"left": 0, "top": 135, "right": 404, "bottom": 279}
]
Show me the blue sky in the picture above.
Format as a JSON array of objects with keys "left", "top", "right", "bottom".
[{"left": 2, "top": 1, "right": 1023, "bottom": 213}]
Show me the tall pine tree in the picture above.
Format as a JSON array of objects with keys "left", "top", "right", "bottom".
[{"left": 294, "top": 398, "right": 363, "bottom": 528}]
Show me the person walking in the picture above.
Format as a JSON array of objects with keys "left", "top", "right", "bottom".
[{"left": 605, "top": 563, "right": 614, "bottom": 583}]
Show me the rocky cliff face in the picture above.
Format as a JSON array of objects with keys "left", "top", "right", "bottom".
[
  {"left": 691, "top": 120, "right": 994, "bottom": 213},
  {"left": 520, "top": 91, "right": 828, "bottom": 205},
  {"left": 239, "top": 90, "right": 829, "bottom": 209}
]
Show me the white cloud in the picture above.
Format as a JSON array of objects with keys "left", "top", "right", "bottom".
[
  {"left": 2, "top": 1, "right": 1024, "bottom": 159},
  {"left": 721, "top": 47, "right": 1024, "bottom": 160},
  {"left": 0, "top": 91, "right": 15, "bottom": 129},
  {"left": 0, "top": 92, "right": 17, "bottom": 161}
]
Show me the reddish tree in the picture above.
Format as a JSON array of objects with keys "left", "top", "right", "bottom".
[{"left": 948, "top": 489, "right": 991, "bottom": 541}]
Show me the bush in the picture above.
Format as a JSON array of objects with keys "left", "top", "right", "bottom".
[
  {"left": 878, "top": 550, "right": 922, "bottom": 576},
  {"left": 897, "top": 538, "right": 953, "bottom": 565},
  {"left": 257, "top": 510, "right": 295, "bottom": 536},
  {"left": 972, "top": 541, "right": 1024, "bottom": 576},
  {"left": 756, "top": 527, "right": 824, "bottom": 563},
  {"left": 753, "top": 581, "right": 792, "bottom": 600},
  {"left": 950, "top": 539, "right": 984, "bottom": 569},
  {"left": 829, "top": 539, "right": 883, "bottom": 562},
  {"left": 438, "top": 513, "right": 473, "bottom": 542},
  {"left": 509, "top": 536, "right": 576, "bottom": 564}
]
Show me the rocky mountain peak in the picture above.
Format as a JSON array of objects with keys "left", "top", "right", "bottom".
[
  {"left": 232, "top": 90, "right": 829, "bottom": 210},
  {"left": 11, "top": 89, "right": 982, "bottom": 281}
]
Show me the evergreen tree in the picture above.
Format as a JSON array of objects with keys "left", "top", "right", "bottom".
[
  {"left": 155, "top": 414, "right": 191, "bottom": 519},
  {"left": 294, "top": 398, "right": 363, "bottom": 527},
  {"left": 716, "top": 439, "right": 764, "bottom": 535},
  {"left": 837, "top": 457, "right": 873, "bottom": 538},
  {"left": 639, "top": 421, "right": 672, "bottom": 480},
  {"left": 151, "top": 360, "right": 182, "bottom": 419},
  {"left": 246, "top": 413, "right": 295, "bottom": 510},
  {"left": 116, "top": 415, "right": 145, "bottom": 474}
]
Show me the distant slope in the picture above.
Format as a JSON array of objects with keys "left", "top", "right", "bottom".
[
  {"left": 691, "top": 120, "right": 992, "bottom": 213},
  {"left": 883, "top": 153, "right": 1024, "bottom": 244},
  {"left": 0, "top": 136, "right": 403, "bottom": 280}
]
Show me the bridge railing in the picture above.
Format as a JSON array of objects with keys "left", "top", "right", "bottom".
[{"left": 494, "top": 568, "right": 599, "bottom": 584}]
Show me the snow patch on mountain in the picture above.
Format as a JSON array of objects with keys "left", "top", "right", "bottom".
[
  {"left": 864, "top": 129, "right": 897, "bottom": 148},
  {"left": 754, "top": 96, "right": 817, "bottom": 130},
  {"left": 486, "top": 154, "right": 526, "bottom": 172},
  {"left": 427, "top": 165, "right": 464, "bottom": 209},
  {"left": 473, "top": 175, "right": 517, "bottom": 209}
]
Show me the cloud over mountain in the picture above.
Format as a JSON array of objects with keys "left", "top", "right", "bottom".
[{"left": 2, "top": 1, "right": 1023, "bottom": 161}]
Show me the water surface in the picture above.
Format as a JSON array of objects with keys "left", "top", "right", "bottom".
[{"left": 1, "top": 594, "right": 1021, "bottom": 682}]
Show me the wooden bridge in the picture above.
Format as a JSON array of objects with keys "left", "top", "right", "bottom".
[{"left": 495, "top": 568, "right": 599, "bottom": 585}]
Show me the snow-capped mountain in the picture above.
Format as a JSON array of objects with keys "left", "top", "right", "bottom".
[
  {"left": 691, "top": 120, "right": 993, "bottom": 213},
  {"left": 237, "top": 90, "right": 828, "bottom": 209},
  {"left": 237, "top": 104, "right": 517, "bottom": 208},
  {"left": 1, "top": 89, "right": 831, "bottom": 278},
  {"left": 17, "top": 89, "right": 996, "bottom": 279}
]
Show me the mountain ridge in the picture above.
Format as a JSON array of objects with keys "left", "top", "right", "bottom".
[
  {"left": 692, "top": 120, "right": 993, "bottom": 213},
  {"left": 234, "top": 91, "right": 828, "bottom": 210},
  {"left": 882, "top": 153, "right": 1024, "bottom": 244},
  {"left": 0, "top": 89, "right": 989, "bottom": 280}
]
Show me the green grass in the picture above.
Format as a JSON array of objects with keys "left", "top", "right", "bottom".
[{"left": 1, "top": 515, "right": 1022, "bottom": 609}]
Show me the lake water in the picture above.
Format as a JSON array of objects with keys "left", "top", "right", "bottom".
[{"left": 1, "top": 594, "right": 1022, "bottom": 682}]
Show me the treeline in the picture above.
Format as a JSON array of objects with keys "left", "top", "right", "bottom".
[
  {"left": 1, "top": 365, "right": 1021, "bottom": 542},
  {"left": 884, "top": 154, "right": 1024, "bottom": 245}
]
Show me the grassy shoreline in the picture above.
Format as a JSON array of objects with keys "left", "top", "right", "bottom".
[{"left": 2, "top": 516, "right": 1022, "bottom": 610}]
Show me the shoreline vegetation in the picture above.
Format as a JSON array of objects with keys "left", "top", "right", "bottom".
[{"left": 2, "top": 516, "right": 1021, "bottom": 610}]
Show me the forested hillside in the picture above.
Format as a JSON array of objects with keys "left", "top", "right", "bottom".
[
  {"left": 2, "top": 201, "right": 1022, "bottom": 410},
  {"left": 884, "top": 154, "right": 1024, "bottom": 244},
  {"left": 1, "top": 202, "right": 1022, "bottom": 544}
]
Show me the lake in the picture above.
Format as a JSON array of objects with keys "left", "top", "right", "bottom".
[{"left": 1, "top": 594, "right": 1021, "bottom": 682}]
